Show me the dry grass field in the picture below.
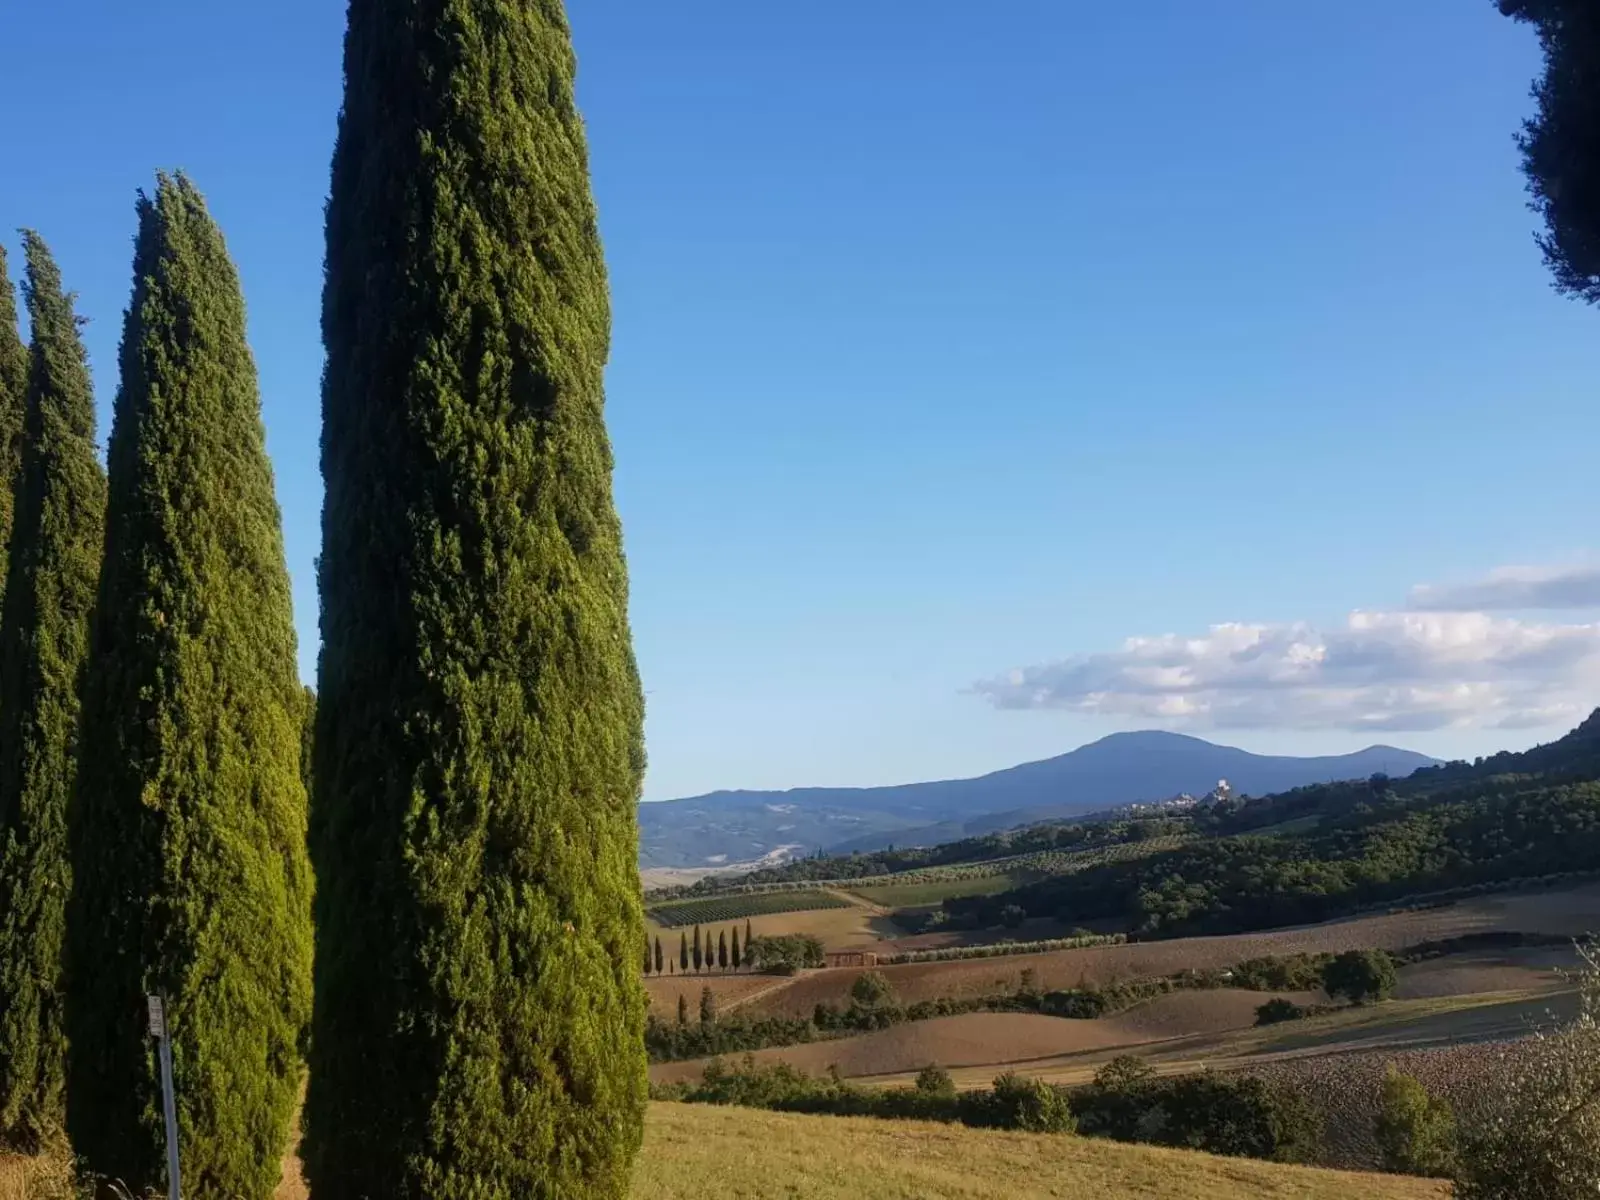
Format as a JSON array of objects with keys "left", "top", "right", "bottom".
[
  {"left": 633, "top": 1102, "right": 1450, "bottom": 1199},
  {"left": 8, "top": 1101, "right": 1446, "bottom": 1200},
  {"left": 646, "top": 902, "right": 887, "bottom": 952}
]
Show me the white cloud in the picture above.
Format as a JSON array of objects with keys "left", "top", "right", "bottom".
[
  {"left": 1408, "top": 564, "right": 1600, "bottom": 612},
  {"left": 973, "top": 609, "right": 1600, "bottom": 733}
]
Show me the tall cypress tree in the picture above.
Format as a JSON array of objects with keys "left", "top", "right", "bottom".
[
  {"left": 64, "top": 176, "right": 313, "bottom": 1199},
  {"left": 692, "top": 925, "right": 703, "bottom": 972},
  {"left": 718, "top": 930, "right": 728, "bottom": 971},
  {"left": 731, "top": 926, "right": 741, "bottom": 971},
  {"left": 305, "top": 1, "right": 647, "bottom": 1194},
  {"left": 679, "top": 933, "right": 689, "bottom": 973},
  {"left": 0, "top": 245, "right": 27, "bottom": 593},
  {"left": 654, "top": 937, "right": 664, "bottom": 975},
  {"left": 0, "top": 233, "right": 106, "bottom": 1149}
]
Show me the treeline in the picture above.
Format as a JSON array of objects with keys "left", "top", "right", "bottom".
[
  {"left": 652, "top": 817, "right": 1188, "bottom": 898},
  {"left": 0, "top": 0, "right": 654, "bottom": 1194},
  {"left": 0, "top": 188, "right": 313, "bottom": 1197},
  {"left": 644, "top": 922, "right": 753, "bottom": 975},
  {"left": 953, "top": 777, "right": 1600, "bottom": 937},
  {"left": 652, "top": 1055, "right": 1321, "bottom": 1164}
]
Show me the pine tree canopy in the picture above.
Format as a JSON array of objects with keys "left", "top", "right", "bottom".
[
  {"left": 304, "top": 0, "right": 647, "bottom": 1195},
  {"left": 65, "top": 175, "right": 312, "bottom": 1200},
  {"left": 0, "top": 246, "right": 27, "bottom": 597},
  {"left": 1500, "top": 0, "right": 1600, "bottom": 302},
  {"left": 0, "top": 232, "right": 106, "bottom": 1149}
]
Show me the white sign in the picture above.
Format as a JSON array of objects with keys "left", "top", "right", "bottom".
[{"left": 147, "top": 994, "right": 166, "bottom": 1039}]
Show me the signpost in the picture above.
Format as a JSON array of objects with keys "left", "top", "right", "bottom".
[{"left": 146, "top": 995, "right": 181, "bottom": 1200}]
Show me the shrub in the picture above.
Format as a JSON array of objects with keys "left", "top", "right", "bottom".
[
  {"left": 850, "top": 971, "right": 895, "bottom": 1009},
  {"left": 1000, "top": 904, "right": 1027, "bottom": 929},
  {"left": 1255, "top": 998, "right": 1307, "bottom": 1026},
  {"left": 1455, "top": 943, "right": 1600, "bottom": 1199},
  {"left": 982, "top": 1073, "right": 1077, "bottom": 1134},
  {"left": 745, "top": 934, "right": 825, "bottom": 974},
  {"left": 915, "top": 1065, "right": 956, "bottom": 1097},
  {"left": 1375, "top": 1066, "right": 1457, "bottom": 1178},
  {"left": 1322, "top": 949, "right": 1397, "bottom": 1005}
]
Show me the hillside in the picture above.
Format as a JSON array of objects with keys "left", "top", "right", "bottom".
[
  {"left": 632, "top": 1103, "right": 1447, "bottom": 1199},
  {"left": 639, "top": 732, "right": 1436, "bottom": 868}
]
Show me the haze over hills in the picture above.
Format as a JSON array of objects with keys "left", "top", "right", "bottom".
[{"left": 637, "top": 731, "right": 1439, "bottom": 869}]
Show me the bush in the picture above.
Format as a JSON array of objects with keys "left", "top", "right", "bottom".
[
  {"left": 1000, "top": 904, "right": 1027, "bottom": 929},
  {"left": 850, "top": 971, "right": 895, "bottom": 1008},
  {"left": 1322, "top": 949, "right": 1397, "bottom": 1005},
  {"left": 1232, "top": 953, "right": 1331, "bottom": 992},
  {"left": 916, "top": 1065, "right": 955, "bottom": 1097},
  {"left": 1255, "top": 998, "right": 1307, "bottom": 1026},
  {"left": 1074, "top": 1066, "right": 1321, "bottom": 1164},
  {"left": 1375, "top": 1066, "right": 1456, "bottom": 1178},
  {"left": 745, "top": 934, "right": 825, "bottom": 974},
  {"left": 1455, "top": 943, "right": 1600, "bottom": 1199},
  {"left": 982, "top": 1073, "right": 1077, "bottom": 1134}
]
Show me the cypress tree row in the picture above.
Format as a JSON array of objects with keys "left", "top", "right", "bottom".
[
  {"left": 0, "top": 233, "right": 107, "bottom": 1148},
  {"left": 0, "top": 246, "right": 27, "bottom": 594},
  {"left": 65, "top": 176, "right": 313, "bottom": 1199},
  {"left": 305, "top": 0, "right": 648, "bottom": 1194}
]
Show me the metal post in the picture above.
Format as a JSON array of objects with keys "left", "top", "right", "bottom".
[{"left": 147, "top": 994, "right": 181, "bottom": 1200}]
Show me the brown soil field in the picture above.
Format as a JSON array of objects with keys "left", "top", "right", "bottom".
[
  {"left": 644, "top": 971, "right": 787, "bottom": 1017},
  {"left": 652, "top": 989, "right": 1325, "bottom": 1085},
  {"left": 740, "top": 884, "right": 1600, "bottom": 1018},
  {"left": 1243, "top": 1039, "right": 1542, "bottom": 1170},
  {"left": 1393, "top": 945, "right": 1575, "bottom": 999}
]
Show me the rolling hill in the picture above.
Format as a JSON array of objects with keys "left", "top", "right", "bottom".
[{"left": 639, "top": 732, "right": 1436, "bottom": 868}]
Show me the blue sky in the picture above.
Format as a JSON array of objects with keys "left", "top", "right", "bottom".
[{"left": 4, "top": 1, "right": 1596, "bottom": 802}]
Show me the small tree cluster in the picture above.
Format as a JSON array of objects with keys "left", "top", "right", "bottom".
[
  {"left": 1375, "top": 1067, "right": 1457, "bottom": 1178},
  {"left": 1322, "top": 949, "right": 1396, "bottom": 1005}
]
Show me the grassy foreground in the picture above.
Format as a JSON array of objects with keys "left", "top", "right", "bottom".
[
  {"left": 3, "top": 1102, "right": 1449, "bottom": 1199},
  {"left": 633, "top": 1103, "right": 1450, "bottom": 1199}
]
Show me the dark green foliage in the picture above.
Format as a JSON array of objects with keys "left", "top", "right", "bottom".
[
  {"left": 64, "top": 177, "right": 312, "bottom": 1199},
  {"left": 662, "top": 1057, "right": 1316, "bottom": 1162},
  {"left": 1499, "top": 1, "right": 1600, "bottom": 303},
  {"left": 300, "top": 686, "right": 316, "bottom": 801},
  {"left": 731, "top": 926, "right": 741, "bottom": 969},
  {"left": 958, "top": 723, "right": 1600, "bottom": 938},
  {"left": 676, "top": 996, "right": 689, "bottom": 1027},
  {"left": 680, "top": 933, "right": 689, "bottom": 972},
  {"left": 1074, "top": 1060, "right": 1321, "bottom": 1163},
  {"left": 654, "top": 936, "right": 663, "bottom": 974},
  {"left": 849, "top": 971, "right": 894, "bottom": 1009},
  {"left": 693, "top": 925, "right": 703, "bottom": 972},
  {"left": 1322, "top": 950, "right": 1397, "bottom": 1005},
  {"left": 717, "top": 930, "right": 728, "bottom": 969},
  {"left": 1254, "top": 998, "right": 1308, "bottom": 1026},
  {"left": 698, "top": 986, "right": 716, "bottom": 1027},
  {"left": 1000, "top": 904, "right": 1026, "bottom": 929},
  {"left": 988, "top": 1071, "right": 1077, "bottom": 1133},
  {"left": 743, "top": 934, "right": 825, "bottom": 974},
  {"left": 0, "top": 246, "right": 27, "bottom": 596},
  {"left": 1375, "top": 1067, "right": 1457, "bottom": 1178},
  {"left": 642, "top": 934, "right": 651, "bottom": 975},
  {"left": 303, "top": 0, "right": 647, "bottom": 1194},
  {"left": 0, "top": 233, "right": 106, "bottom": 1149},
  {"left": 1232, "top": 953, "right": 1330, "bottom": 992}
]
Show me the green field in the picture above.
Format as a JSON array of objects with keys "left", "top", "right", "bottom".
[{"left": 648, "top": 889, "right": 854, "bottom": 927}]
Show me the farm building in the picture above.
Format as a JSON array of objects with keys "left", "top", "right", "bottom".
[{"left": 825, "top": 950, "right": 879, "bottom": 969}]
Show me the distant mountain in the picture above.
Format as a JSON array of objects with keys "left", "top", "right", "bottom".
[{"left": 637, "top": 732, "right": 1439, "bottom": 869}]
